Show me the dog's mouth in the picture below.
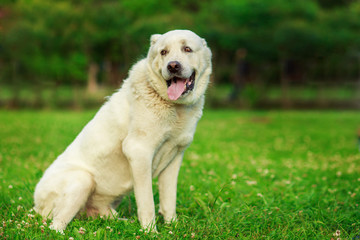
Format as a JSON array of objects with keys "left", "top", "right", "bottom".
[{"left": 166, "top": 71, "right": 195, "bottom": 101}]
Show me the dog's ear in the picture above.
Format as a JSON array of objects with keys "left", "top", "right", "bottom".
[
  {"left": 201, "top": 38, "right": 208, "bottom": 47},
  {"left": 150, "top": 34, "right": 162, "bottom": 46}
]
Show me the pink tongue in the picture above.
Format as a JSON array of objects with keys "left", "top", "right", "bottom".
[{"left": 167, "top": 79, "right": 186, "bottom": 100}]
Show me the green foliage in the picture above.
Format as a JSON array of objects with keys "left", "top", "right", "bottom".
[
  {"left": 0, "top": 110, "right": 360, "bottom": 238},
  {"left": 0, "top": 0, "right": 360, "bottom": 86},
  {"left": 274, "top": 21, "right": 322, "bottom": 58}
]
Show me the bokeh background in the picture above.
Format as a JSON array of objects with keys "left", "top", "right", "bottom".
[{"left": 1, "top": 0, "right": 360, "bottom": 110}]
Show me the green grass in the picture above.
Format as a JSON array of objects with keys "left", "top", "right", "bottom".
[{"left": 1, "top": 110, "right": 360, "bottom": 239}]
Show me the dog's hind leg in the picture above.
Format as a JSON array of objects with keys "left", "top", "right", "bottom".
[
  {"left": 85, "top": 194, "right": 120, "bottom": 219},
  {"left": 50, "top": 171, "right": 94, "bottom": 233}
]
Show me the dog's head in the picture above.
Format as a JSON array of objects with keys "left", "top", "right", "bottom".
[{"left": 147, "top": 30, "right": 212, "bottom": 105}]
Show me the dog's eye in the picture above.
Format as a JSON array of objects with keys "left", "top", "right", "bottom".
[
  {"left": 184, "top": 46, "right": 192, "bottom": 53},
  {"left": 160, "top": 50, "right": 168, "bottom": 56}
]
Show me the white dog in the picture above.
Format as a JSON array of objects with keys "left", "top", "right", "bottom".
[{"left": 34, "top": 29, "right": 212, "bottom": 232}]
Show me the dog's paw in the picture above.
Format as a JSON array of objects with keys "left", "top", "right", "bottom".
[
  {"left": 143, "top": 226, "right": 158, "bottom": 234},
  {"left": 49, "top": 225, "right": 65, "bottom": 235},
  {"left": 141, "top": 222, "right": 158, "bottom": 234},
  {"left": 49, "top": 221, "right": 66, "bottom": 235},
  {"left": 159, "top": 209, "right": 177, "bottom": 224},
  {"left": 164, "top": 216, "right": 177, "bottom": 225}
]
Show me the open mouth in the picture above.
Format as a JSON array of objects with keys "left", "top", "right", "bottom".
[{"left": 166, "top": 71, "right": 195, "bottom": 101}]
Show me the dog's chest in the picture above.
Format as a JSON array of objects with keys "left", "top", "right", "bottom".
[{"left": 151, "top": 110, "right": 197, "bottom": 177}]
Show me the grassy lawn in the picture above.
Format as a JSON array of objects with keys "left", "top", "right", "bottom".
[{"left": 0, "top": 110, "right": 360, "bottom": 239}]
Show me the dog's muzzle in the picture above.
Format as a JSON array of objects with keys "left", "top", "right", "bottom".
[{"left": 166, "top": 71, "right": 195, "bottom": 101}]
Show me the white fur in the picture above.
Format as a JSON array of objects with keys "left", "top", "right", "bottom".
[{"left": 34, "top": 29, "right": 212, "bottom": 232}]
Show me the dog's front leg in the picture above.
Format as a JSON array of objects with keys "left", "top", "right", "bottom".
[
  {"left": 123, "top": 137, "right": 156, "bottom": 231},
  {"left": 158, "top": 152, "right": 183, "bottom": 223}
]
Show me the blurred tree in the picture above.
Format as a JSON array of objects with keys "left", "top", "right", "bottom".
[
  {"left": 274, "top": 20, "right": 322, "bottom": 107},
  {"left": 82, "top": 1, "right": 130, "bottom": 89},
  {"left": 316, "top": 0, "right": 354, "bottom": 9},
  {"left": 0, "top": 0, "right": 360, "bottom": 108}
]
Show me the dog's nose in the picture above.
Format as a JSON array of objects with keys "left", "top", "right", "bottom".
[{"left": 167, "top": 61, "right": 181, "bottom": 73}]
